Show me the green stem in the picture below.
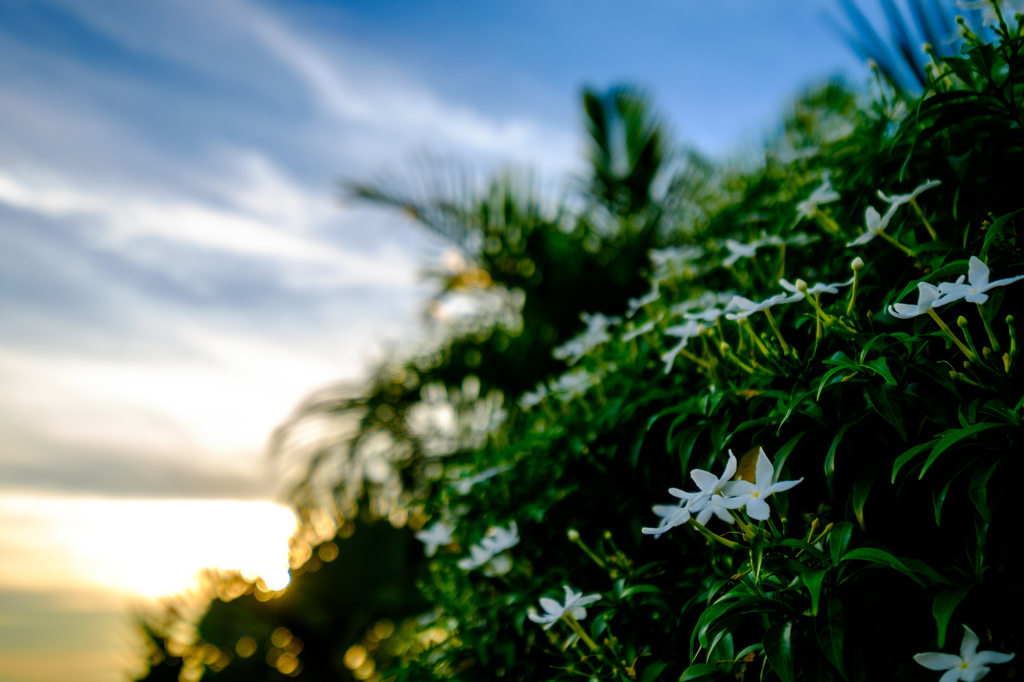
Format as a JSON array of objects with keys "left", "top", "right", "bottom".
[
  {"left": 740, "top": 319, "right": 771, "bottom": 357},
  {"left": 563, "top": 615, "right": 600, "bottom": 652},
  {"left": 847, "top": 269, "right": 860, "bottom": 316},
  {"left": 927, "top": 309, "right": 979, "bottom": 361},
  {"left": 814, "top": 211, "right": 842, "bottom": 235},
  {"left": 879, "top": 230, "right": 916, "bottom": 256},
  {"left": 688, "top": 518, "right": 742, "bottom": 549},
  {"left": 957, "top": 316, "right": 983, "bottom": 364},
  {"left": 909, "top": 197, "right": 938, "bottom": 240},
  {"left": 776, "top": 244, "right": 786, "bottom": 282},
  {"left": 977, "top": 304, "right": 1001, "bottom": 353},
  {"left": 762, "top": 308, "right": 791, "bottom": 356}
]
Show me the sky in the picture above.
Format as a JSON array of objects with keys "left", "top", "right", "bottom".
[{"left": 0, "top": 0, "right": 871, "bottom": 680}]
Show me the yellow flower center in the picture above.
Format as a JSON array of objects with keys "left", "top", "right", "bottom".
[
  {"left": 960, "top": 662, "right": 969, "bottom": 670},
  {"left": 751, "top": 491, "right": 760, "bottom": 498}
]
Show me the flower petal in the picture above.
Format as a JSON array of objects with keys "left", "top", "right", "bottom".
[
  {"left": 539, "top": 598, "right": 562, "bottom": 616},
  {"left": 745, "top": 496, "right": 771, "bottom": 521},
  {"left": 971, "top": 650, "right": 1015, "bottom": 666},
  {"left": 888, "top": 303, "right": 921, "bottom": 319},
  {"left": 721, "top": 480, "right": 755, "bottom": 496},
  {"left": 720, "top": 454, "right": 738, "bottom": 488},
  {"left": 766, "top": 478, "right": 804, "bottom": 495},
  {"left": 713, "top": 505, "right": 735, "bottom": 523},
  {"left": 964, "top": 292, "right": 989, "bottom": 304},
  {"left": 967, "top": 256, "right": 990, "bottom": 289},
  {"left": 987, "top": 273, "right": 1024, "bottom": 292},
  {"left": 572, "top": 607, "right": 587, "bottom": 620},
  {"left": 690, "top": 469, "right": 719, "bottom": 493},
  {"left": 755, "top": 448, "right": 774, "bottom": 489},
  {"left": 577, "top": 594, "right": 601, "bottom": 607},
  {"left": 696, "top": 506, "right": 713, "bottom": 526},
  {"left": 960, "top": 625, "right": 980, "bottom": 661},
  {"left": 962, "top": 666, "right": 989, "bottom": 682},
  {"left": 914, "top": 653, "right": 963, "bottom": 671}
]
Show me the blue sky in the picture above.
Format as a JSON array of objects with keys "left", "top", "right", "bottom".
[{"left": 0, "top": 1, "right": 876, "bottom": 679}]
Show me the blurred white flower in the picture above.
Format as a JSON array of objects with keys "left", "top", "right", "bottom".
[
  {"left": 528, "top": 586, "right": 602, "bottom": 629},
  {"left": 796, "top": 179, "right": 841, "bottom": 220},
  {"left": 661, "top": 320, "right": 703, "bottom": 373},
  {"left": 937, "top": 256, "right": 1024, "bottom": 305},
  {"left": 724, "top": 293, "right": 794, "bottom": 321},
  {"left": 848, "top": 204, "right": 899, "bottom": 246},
  {"left": 957, "top": 0, "right": 1024, "bottom": 26},
  {"left": 449, "top": 465, "right": 512, "bottom": 494},
  {"left": 621, "top": 313, "right": 663, "bottom": 342},
  {"left": 415, "top": 521, "right": 455, "bottom": 557},
  {"left": 779, "top": 276, "right": 853, "bottom": 301},
  {"left": 877, "top": 179, "right": 941, "bottom": 208},
  {"left": 626, "top": 282, "right": 661, "bottom": 317},
  {"left": 720, "top": 448, "right": 803, "bottom": 521},
  {"left": 888, "top": 282, "right": 949, "bottom": 319},
  {"left": 642, "top": 501, "right": 692, "bottom": 538},
  {"left": 457, "top": 543, "right": 494, "bottom": 571},
  {"left": 549, "top": 368, "right": 600, "bottom": 401},
  {"left": 553, "top": 313, "right": 621, "bottom": 364},
  {"left": 481, "top": 521, "right": 520, "bottom": 553},
  {"left": 518, "top": 383, "right": 548, "bottom": 409},
  {"left": 723, "top": 239, "right": 760, "bottom": 267},
  {"left": 914, "top": 623, "right": 1014, "bottom": 681}
]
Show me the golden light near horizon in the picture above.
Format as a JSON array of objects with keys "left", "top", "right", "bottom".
[{"left": 0, "top": 495, "right": 297, "bottom": 599}]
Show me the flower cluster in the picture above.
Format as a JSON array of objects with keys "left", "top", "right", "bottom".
[
  {"left": 456, "top": 522, "right": 520, "bottom": 576},
  {"left": 644, "top": 448, "right": 802, "bottom": 537},
  {"left": 527, "top": 585, "right": 601, "bottom": 630}
]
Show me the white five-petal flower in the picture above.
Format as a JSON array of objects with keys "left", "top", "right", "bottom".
[
  {"left": 796, "top": 179, "right": 841, "bottom": 220},
  {"left": 937, "top": 256, "right": 1024, "bottom": 305},
  {"left": 887, "top": 282, "right": 949, "bottom": 319},
  {"left": 723, "top": 239, "right": 760, "bottom": 267},
  {"left": 415, "top": 521, "right": 455, "bottom": 557},
  {"left": 669, "top": 453, "right": 739, "bottom": 507},
  {"left": 724, "top": 293, "right": 794, "bottom": 321},
  {"left": 914, "top": 624, "right": 1014, "bottom": 682},
  {"left": 661, "top": 320, "right": 704, "bottom": 373},
  {"left": 720, "top": 448, "right": 803, "bottom": 521},
  {"left": 847, "top": 204, "right": 899, "bottom": 246},
  {"left": 877, "top": 179, "right": 941, "bottom": 208},
  {"left": 642, "top": 502, "right": 692, "bottom": 538},
  {"left": 779, "top": 277, "right": 853, "bottom": 301},
  {"left": 481, "top": 521, "right": 520, "bottom": 553},
  {"left": 528, "top": 586, "right": 602, "bottom": 629}
]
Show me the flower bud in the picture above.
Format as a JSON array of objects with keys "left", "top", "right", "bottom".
[
  {"left": 851, "top": 257, "right": 864, "bottom": 271},
  {"left": 567, "top": 529, "right": 580, "bottom": 542},
  {"left": 795, "top": 279, "right": 809, "bottom": 293},
  {"left": 957, "top": 316, "right": 969, "bottom": 329}
]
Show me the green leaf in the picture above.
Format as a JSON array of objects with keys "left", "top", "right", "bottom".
[
  {"left": 763, "top": 620, "right": 796, "bottom": 682},
  {"left": 933, "top": 585, "right": 972, "bottom": 648},
  {"left": 980, "top": 209, "right": 1023, "bottom": 260},
  {"left": 863, "top": 357, "right": 897, "bottom": 385},
  {"left": 773, "top": 431, "right": 805, "bottom": 478},
  {"left": 892, "top": 441, "right": 937, "bottom": 483},
  {"left": 678, "top": 664, "right": 721, "bottom": 681},
  {"left": 933, "top": 456, "right": 981, "bottom": 526},
  {"left": 640, "top": 660, "right": 669, "bottom": 682},
  {"left": 830, "top": 522, "right": 853, "bottom": 567},
  {"left": 842, "top": 547, "right": 926, "bottom": 586},
  {"left": 968, "top": 459, "right": 1001, "bottom": 523},
  {"left": 919, "top": 423, "right": 1008, "bottom": 480},
  {"left": 851, "top": 461, "right": 881, "bottom": 532},
  {"left": 801, "top": 568, "right": 829, "bottom": 617},
  {"left": 825, "top": 422, "right": 855, "bottom": 497},
  {"left": 620, "top": 584, "right": 660, "bottom": 598},
  {"left": 779, "top": 539, "right": 829, "bottom": 564},
  {"left": 865, "top": 384, "right": 907, "bottom": 441},
  {"left": 816, "top": 599, "right": 847, "bottom": 680}
]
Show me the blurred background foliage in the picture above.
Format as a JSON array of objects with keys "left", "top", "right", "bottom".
[{"left": 132, "top": 2, "right": 1010, "bottom": 680}]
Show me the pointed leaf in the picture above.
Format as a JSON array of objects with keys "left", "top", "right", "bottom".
[
  {"left": 830, "top": 522, "right": 853, "bottom": 568},
  {"left": 933, "top": 585, "right": 972, "bottom": 648},
  {"left": 892, "top": 440, "right": 936, "bottom": 483},
  {"left": 842, "top": 547, "right": 926, "bottom": 586},
  {"left": 763, "top": 620, "right": 796, "bottom": 682},
  {"left": 825, "top": 422, "right": 855, "bottom": 497},
  {"left": 816, "top": 599, "right": 847, "bottom": 680},
  {"left": 864, "top": 357, "right": 897, "bottom": 385},
  {"left": 801, "top": 568, "right": 829, "bottom": 617},
  {"left": 968, "top": 459, "right": 1001, "bottom": 523},
  {"left": 865, "top": 384, "right": 907, "bottom": 441},
  {"left": 919, "top": 423, "right": 1007, "bottom": 480}
]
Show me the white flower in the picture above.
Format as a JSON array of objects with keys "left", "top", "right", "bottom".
[
  {"left": 779, "top": 277, "right": 853, "bottom": 301},
  {"left": 796, "top": 179, "right": 841, "bottom": 219},
  {"left": 694, "top": 494, "right": 740, "bottom": 526},
  {"left": 649, "top": 246, "right": 706, "bottom": 281},
  {"left": 553, "top": 313, "right": 621, "bottom": 364},
  {"left": 847, "top": 204, "right": 899, "bottom": 246},
  {"left": 723, "top": 239, "right": 761, "bottom": 267},
  {"left": 642, "top": 502, "right": 692, "bottom": 538},
  {"left": 669, "top": 453, "right": 746, "bottom": 524},
  {"left": 483, "top": 553, "right": 512, "bottom": 576},
  {"left": 670, "top": 291, "right": 736, "bottom": 317},
  {"left": 415, "top": 521, "right": 455, "bottom": 557},
  {"left": 528, "top": 586, "right": 602, "bottom": 630},
  {"left": 888, "top": 282, "right": 949, "bottom": 319},
  {"left": 621, "top": 313, "right": 663, "bottom": 341},
  {"left": 626, "top": 282, "right": 661, "bottom": 317},
  {"left": 720, "top": 448, "right": 803, "bottom": 521},
  {"left": 683, "top": 306, "right": 727, "bottom": 322},
  {"left": 937, "top": 256, "right": 1024, "bottom": 305},
  {"left": 549, "top": 368, "right": 600, "bottom": 401},
  {"left": 661, "top": 320, "right": 704, "bottom": 373},
  {"left": 518, "top": 383, "right": 548, "bottom": 409},
  {"left": 481, "top": 521, "right": 520, "bottom": 553},
  {"left": 724, "top": 293, "right": 794, "bottom": 321},
  {"left": 914, "top": 624, "right": 1014, "bottom": 682},
  {"left": 457, "top": 543, "right": 495, "bottom": 570},
  {"left": 449, "top": 465, "right": 512, "bottom": 495},
  {"left": 877, "top": 179, "right": 941, "bottom": 208},
  {"left": 761, "top": 233, "right": 817, "bottom": 247}
]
